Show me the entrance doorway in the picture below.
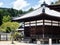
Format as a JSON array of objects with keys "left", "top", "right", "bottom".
[{"left": 30, "top": 38, "right": 36, "bottom": 43}]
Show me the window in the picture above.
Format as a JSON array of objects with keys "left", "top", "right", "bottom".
[
  {"left": 52, "top": 21, "right": 58, "bottom": 26},
  {"left": 31, "top": 24, "right": 36, "bottom": 26},
  {"left": 52, "top": 21, "right": 58, "bottom": 23},
  {"left": 30, "top": 21, "right": 36, "bottom": 23},
  {"left": 52, "top": 24, "right": 58, "bottom": 26},
  {"left": 37, "top": 20, "right": 43, "bottom": 23},
  {"left": 37, "top": 20, "right": 43, "bottom": 25},
  {"left": 25, "top": 25, "right": 30, "bottom": 26},
  {"left": 44, "top": 20, "right": 51, "bottom": 25},
  {"left": 25, "top": 22, "right": 29, "bottom": 25},
  {"left": 37, "top": 23, "right": 43, "bottom": 25},
  {"left": 24, "top": 20, "right": 59, "bottom": 26},
  {"left": 25, "top": 22, "right": 29, "bottom": 26},
  {"left": 44, "top": 23, "right": 51, "bottom": 25},
  {"left": 44, "top": 20, "right": 51, "bottom": 23},
  {"left": 30, "top": 21, "right": 36, "bottom": 26}
]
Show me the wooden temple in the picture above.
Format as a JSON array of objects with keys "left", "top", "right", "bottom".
[{"left": 12, "top": 3, "right": 60, "bottom": 44}]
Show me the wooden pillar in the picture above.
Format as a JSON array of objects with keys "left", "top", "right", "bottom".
[
  {"left": 24, "top": 22, "right": 25, "bottom": 30},
  {"left": 56, "top": 39, "right": 58, "bottom": 44},
  {"left": 29, "top": 21, "right": 31, "bottom": 37},
  {"left": 24, "top": 22, "right": 25, "bottom": 37},
  {"left": 35, "top": 20, "right": 37, "bottom": 37},
  {"left": 24, "top": 22, "right": 25, "bottom": 28},
  {"left": 29, "top": 21, "right": 31, "bottom": 28},
  {"left": 51, "top": 20, "right": 52, "bottom": 26},
  {"left": 42, "top": 19, "right": 44, "bottom": 38},
  {"left": 35, "top": 20, "right": 37, "bottom": 28},
  {"left": 51, "top": 20, "right": 52, "bottom": 38},
  {"left": 58, "top": 21, "right": 59, "bottom": 26}
]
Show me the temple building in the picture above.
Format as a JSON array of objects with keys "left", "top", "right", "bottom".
[{"left": 12, "top": 2, "right": 60, "bottom": 44}]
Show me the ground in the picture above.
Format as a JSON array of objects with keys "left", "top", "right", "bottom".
[{"left": 0, "top": 41, "right": 36, "bottom": 45}]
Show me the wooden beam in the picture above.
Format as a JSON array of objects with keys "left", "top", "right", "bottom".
[
  {"left": 58, "top": 21, "right": 59, "bottom": 26},
  {"left": 51, "top": 20, "right": 52, "bottom": 26},
  {"left": 42, "top": 19, "right": 45, "bottom": 38},
  {"left": 36, "top": 20, "right": 37, "bottom": 38}
]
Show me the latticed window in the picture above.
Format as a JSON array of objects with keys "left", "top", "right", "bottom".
[
  {"left": 44, "top": 20, "right": 51, "bottom": 25},
  {"left": 37, "top": 20, "right": 43, "bottom": 25},
  {"left": 52, "top": 21, "right": 58, "bottom": 26},
  {"left": 30, "top": 21, "right": 36, "bottom": 26},
  {"left": 25, "top": 22, "right": 29, "bottom": 26}
]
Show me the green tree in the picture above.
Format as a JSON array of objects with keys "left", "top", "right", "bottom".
[
  {"left": 28, "top": 8, "right": 34, "bottom": 12},
  {"left": 13, "top": 32, "right": 22, "bottom": 41},
  {"left": 8, "top": 8, "right": 18, "bottom": 17},
  {"left": 0, "top": 8, "right": 19, "bottom": 17},
  {"left": 0, "top": 22, "right": 20, "bottom": 44},
  {"left": 2, "top": 15, "right": 11, "bottom": 23},
  {"left": 18, "top": 10, "right": 24, "bottom": 14},
  {"left": 0, "top": 22, "right": 19, "bottom": 32}
]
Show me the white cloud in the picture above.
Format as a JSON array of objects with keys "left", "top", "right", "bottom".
[
  {"left": 13, "top": 0, "right": 30, "bottom": 10},
  {"left": 22, "top": 7, "right": 31, "bottom": 11},
  {"left": 0, "top": 2, "right": 4, "bottom": 7},
  {"left": 12, "top": 0, "right": 58, "bottom": 10},
  {"left": 32, "top": 4, "right": 40, "bottom": 9},
  {"left": 33, "top": 0, "right": 58, "bottom": 9},
  {"left": 32, "top": 0, "right": 54, "bottom": 10}
]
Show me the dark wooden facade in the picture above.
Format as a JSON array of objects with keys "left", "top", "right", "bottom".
[
  {"left": 24, "top": 18, "right": 60, "bottom": 43},
  {"left": 24, "top": 20, "right": 60, "bottom": 39},
  {"left": 25, "top": 26, "right": 60, "bottom": 38},
  {"left": 13, "top": 5, "right": 60, "bottom": 43}
]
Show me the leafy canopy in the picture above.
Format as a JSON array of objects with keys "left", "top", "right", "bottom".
[
  {"left": 2, "top": 15, "right": 11, "bottom": 23},
  {"left": 0, "top": 22, "right": 20, "bottom": 33}
]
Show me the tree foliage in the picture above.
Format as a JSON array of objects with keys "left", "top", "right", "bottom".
[
  {"left": 0, "top": 22, "right": 20, "bottom": 33},
  {"left": 0, "top": 7, "right": 34, "bottom": 27},
  {"left": 28, "top": 8, "right": 34, "bottom": 12},
  {"left": 0, "top": 7, "right": 34, "bottom": 17},
  {"left": 2, "top": 15, "right": 11, "bottom": 23}
]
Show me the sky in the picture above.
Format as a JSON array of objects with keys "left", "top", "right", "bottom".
[{"left": 0, "top": 0, "right": 58, "bottom": 11}]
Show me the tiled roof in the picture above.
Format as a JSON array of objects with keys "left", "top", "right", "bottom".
[{"left": 13, "top": 6, "right": 60, "bottom": 20}]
